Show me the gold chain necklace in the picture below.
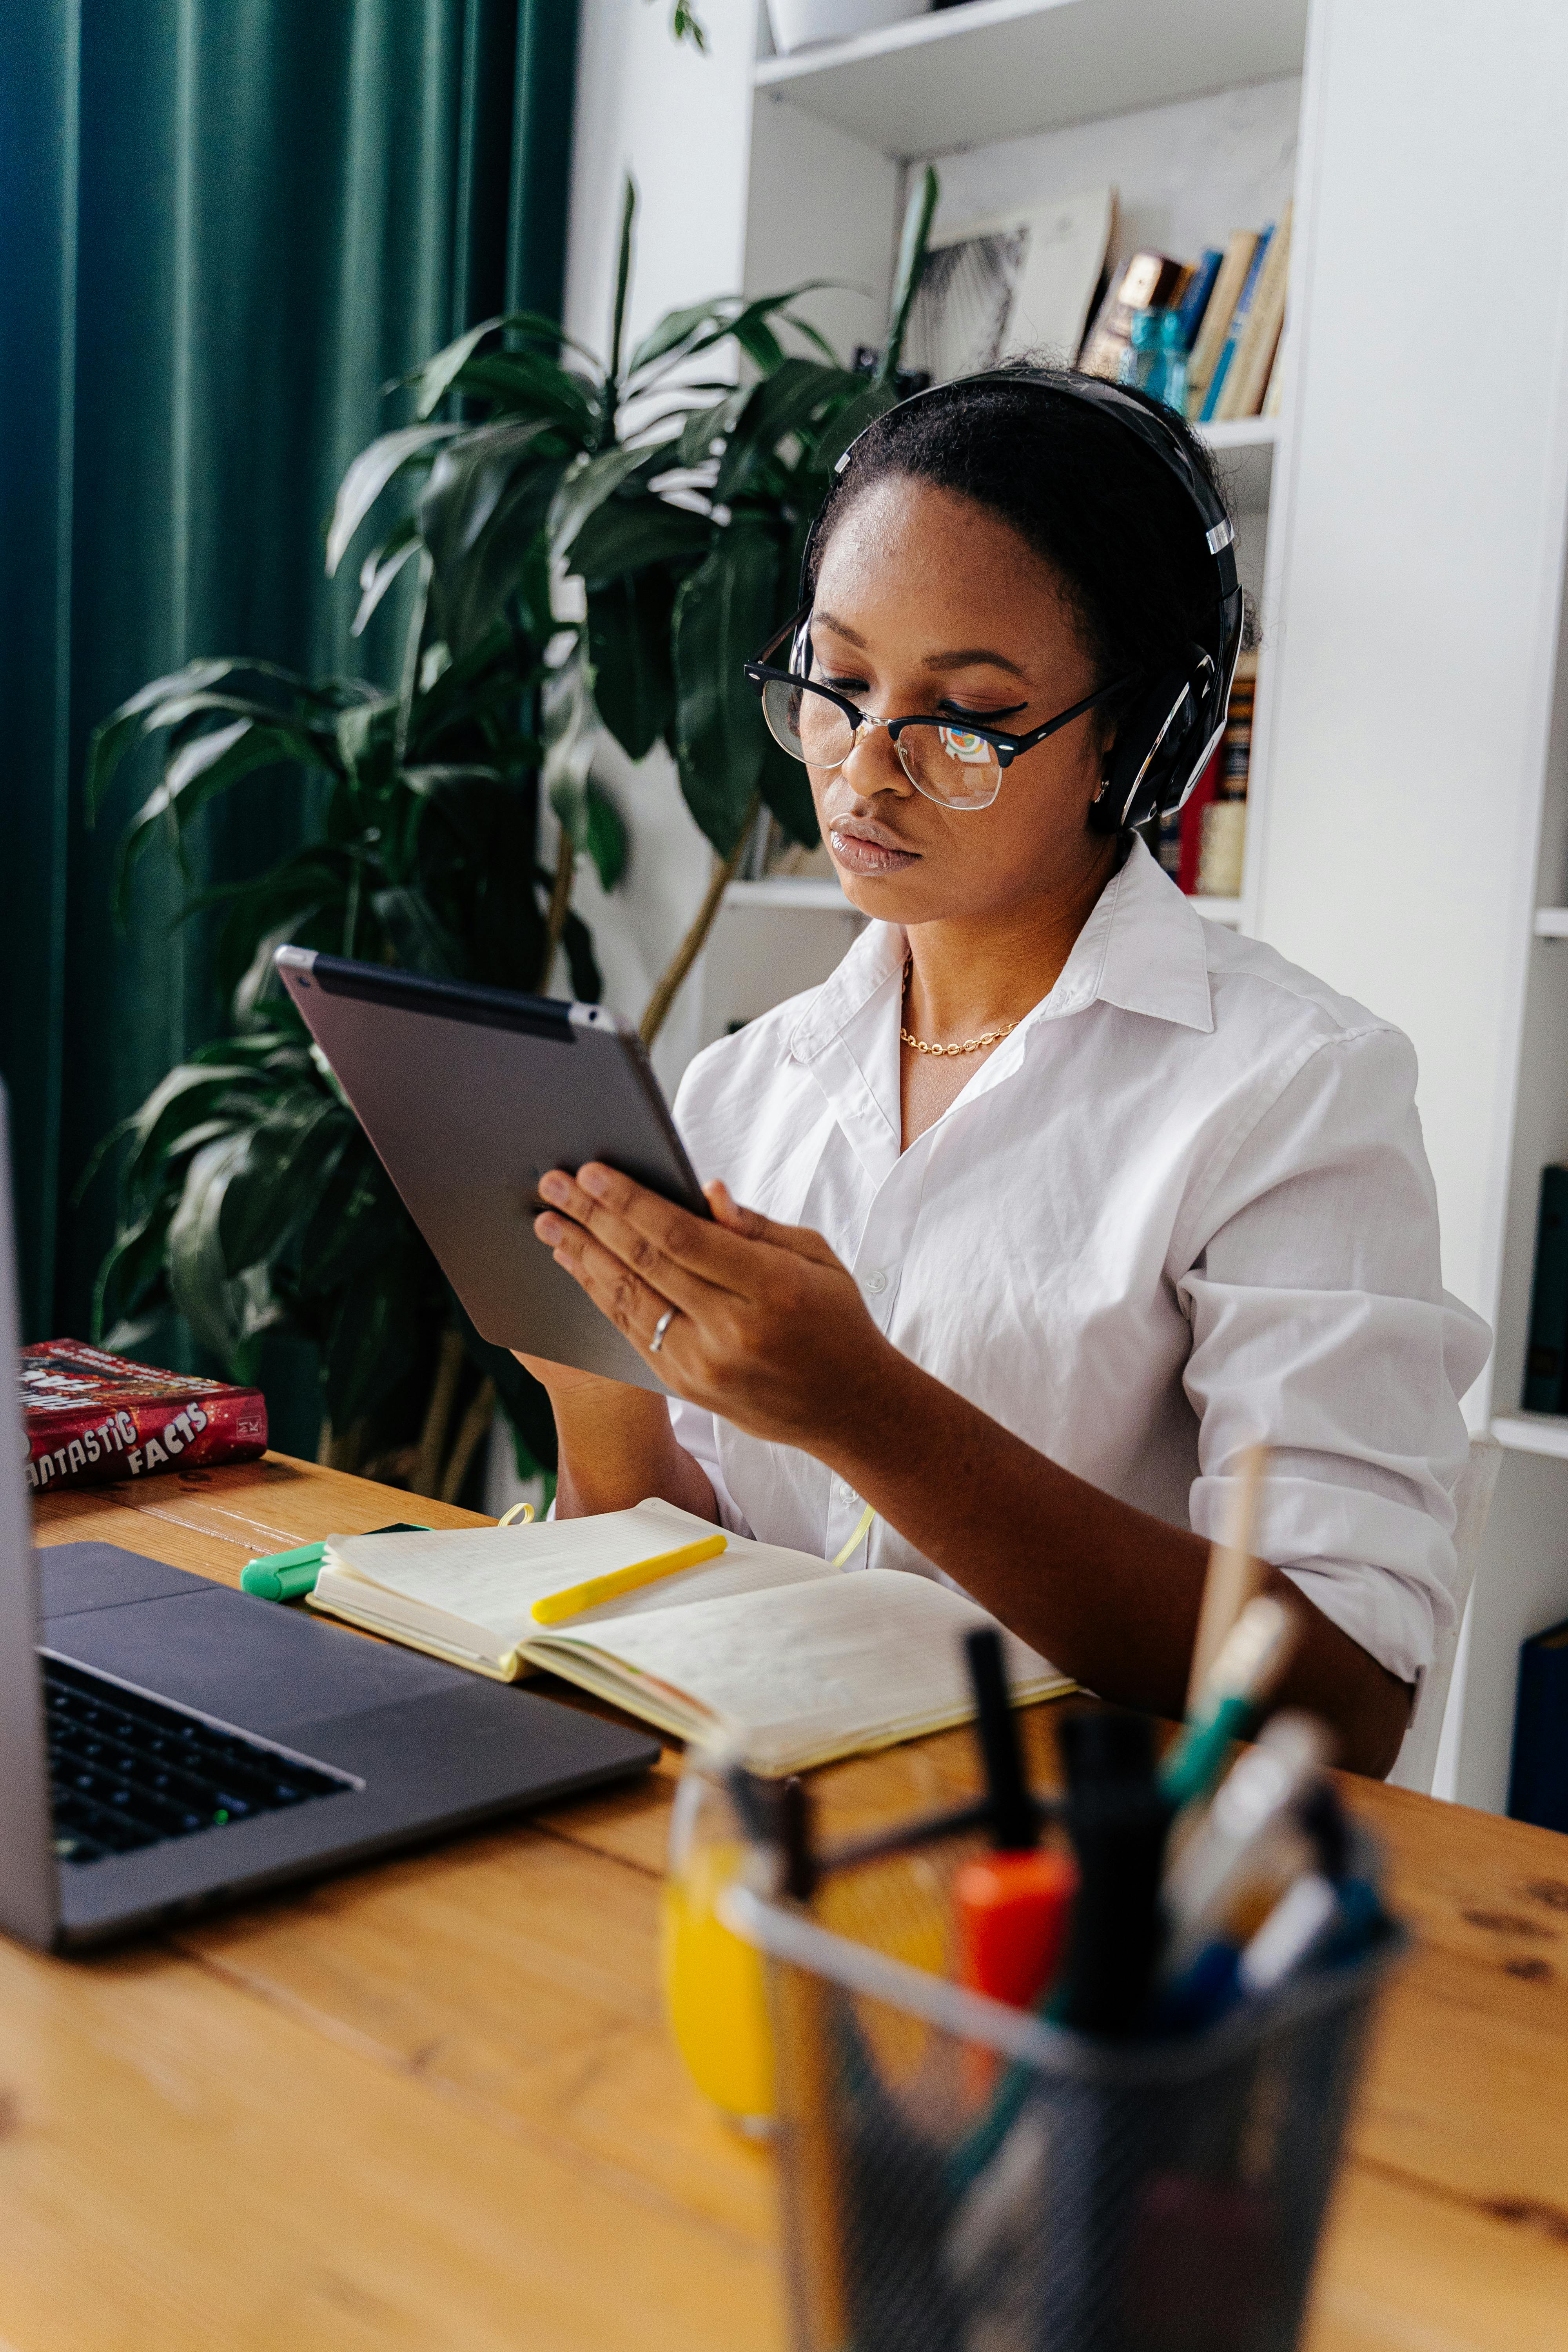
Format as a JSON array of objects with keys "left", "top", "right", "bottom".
[{"left": 899, "top": 957, "right": 1019, "bottom": 1058}]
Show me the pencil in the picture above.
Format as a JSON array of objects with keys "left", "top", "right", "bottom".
[{"left": 529, "top": 1532, "right": 728, "bottom": 1624}]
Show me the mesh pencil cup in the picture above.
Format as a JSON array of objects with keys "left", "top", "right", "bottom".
[{"left": 726, "top": 1822, "right": 1403, "bottom": 2352}]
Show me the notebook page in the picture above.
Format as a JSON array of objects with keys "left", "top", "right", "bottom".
[
  {"left": 533, "top": 1569, "right": 1069, "bottom": 1774},
  {"left": 322, "top": 1498, "right": 835, "bottom": 1651}
]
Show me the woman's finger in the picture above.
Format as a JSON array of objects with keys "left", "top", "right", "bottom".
[
  {"left": 535, "top": 1178, "right": 735, "bottom": 1315},
  {"left": 562, "top": 1162, "right": 847, "bottom": 1293},
  {"left": 543, "top": 1213, "right": 684, "bottom": 1365}
]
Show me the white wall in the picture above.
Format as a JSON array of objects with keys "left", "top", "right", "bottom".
[
  {"left": 1255, "top": 0, "right": 1568, "bottom": 1346},
  {"left": 559, "top": 0, "right": 760, "bottom": 1092},
  {"left": 1252, "top": 0, "right": 1568, "bottom": 1808},
  {"left": 929, "top": 74, "right": 1300, "bottom": 285}
]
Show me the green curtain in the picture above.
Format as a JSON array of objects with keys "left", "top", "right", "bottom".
[{"left": 0, "top": 0, "right": 577, "bottom": 1448}]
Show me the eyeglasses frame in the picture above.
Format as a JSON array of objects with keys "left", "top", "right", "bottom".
[{"left": 743, "top": 601, "right": 1135, "bottom": 800}]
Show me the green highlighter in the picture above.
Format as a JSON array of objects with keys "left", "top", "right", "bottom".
[{"left": 241, "top": 1523, "right": 430, "bottom": 1602}]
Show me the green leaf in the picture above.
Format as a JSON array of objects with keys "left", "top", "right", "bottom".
[
  {"left": 453, "top": 352, "right": 598, "bottom": 440},
  {"left": 85, "top": 658, "right": 245, "bottom": 818},
  {"left": 585, "top": 568, "right": 676, "bottom": 761},
  {"left": 114, "top": 719, "right": 334, "bottom": 919},
  {"left": 402, "top": 314, "right": 507, "bottom": 420},
  {"left": 671, "top": 525, "right": 780, "bottom": 854},
  {"left": 584, "top": 778, "right": 629, "bottom": 891},
  {"left": 369, "top": 884, "right": 466, "bottom": 977},
  {"left": 757, "top": 730, "right": 822, "bottom": 848},
  {"left": 569, "top": 495, "right": 711, "bottom": 587},
  {"left": 321, "top": 1240, "right": 423, "bottom": 1430},
  {"left": 549, "top": 444, "right": 653, "bottom": 567},
  {"left": 561, "top": 905, "right": 603, "bottom": 1002},
  {"left": 326, "top": 423, "right": 462, "bottom": 577},
  {"left": 218, "top": 1097, "right": 347, "bottom": 1269},
  {"left": 608, "top": 176, "right": 637, "bottom": 389},
  {"left": 879, "top": 164, "right": 939, "bottom": 386},
  {"left": 296, "top": 1141, "right": 408, "bottom": 1301},
  {"left": 352, "top": 515, "right": 421, "bottom": 636},
  {"left": 418, "top": 422, "right": 568, "bottom": 655},
  {"left": 713, "top": 358, "right": 862, "bottom": 505},
  {"left": 166, "top": 1131, "right": 258, "bottom": 1364},
  {"left": 626, "top": 284, "right": 835, "bottom": 389}
]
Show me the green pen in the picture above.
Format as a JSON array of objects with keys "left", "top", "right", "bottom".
[
  {"left": 241, "top": 1523, "right": 429, "bottom": 1603},
  {"left": 1160, "top": 1595, "right": 1301, "bottom": 1809}
]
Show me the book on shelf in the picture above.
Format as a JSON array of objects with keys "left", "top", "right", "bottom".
[
  {"left": 1194, "top": 648, "right": 1257, "bottom": 897},
  {"left": 1200, "top": 229, "right": 1274, "bottom": 423},
  {"left": 21, "top": 1339, "right": 268, "bottom": 1495},
  {"left": 1187, "top": 230, "right": 1259, "bottom": 407},
  {"left": 1217, "top": 202, "right": 1292, "bottom": 421},
  {"left": 1078, "top": 249, "right": 1185, "bottom": 382},
  {"left": 1152, "top": 650, "right": 1256, "bottom": 901},
  {"left": 1522, "top": 1164, "right": 1568, "bottom": 1412},
  {"left": 1175, "top": 249, "right": 1222, "bottom": 356},
  {"left": 308, "top": 1498, "right": 1073, "bottom": 1775}
]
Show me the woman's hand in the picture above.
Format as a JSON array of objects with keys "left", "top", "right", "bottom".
[{"left": 533, "top": 1164, "right": 895, "bottom": 1450}]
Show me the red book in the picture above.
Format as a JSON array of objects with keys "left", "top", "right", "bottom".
[
  {"left": 21, "top": 1341, "right": 268, "bottom": 1497},
  {"left": 1178, "top": 742, "right": 1222, "bottom": 895}
]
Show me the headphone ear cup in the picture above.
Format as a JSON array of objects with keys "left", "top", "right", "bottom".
[{"left": 1089, "top": 656, "right": 1210, "bottom": 835}]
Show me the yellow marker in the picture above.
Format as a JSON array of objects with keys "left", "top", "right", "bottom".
[
  {"left": 530, "top": 1531, "right": 727, "bottom": 1624},
  {"left": 832, "top": 1499, "right": 876, "bottom": 1568}
]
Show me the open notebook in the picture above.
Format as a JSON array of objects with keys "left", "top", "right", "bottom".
[{"left": 309, "top": 1499, "right": 1072, "bottom": 1775}]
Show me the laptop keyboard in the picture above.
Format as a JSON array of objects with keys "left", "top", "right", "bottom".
[{"left": 45, "top": 1654, "right": 352, "bottom": 1866}]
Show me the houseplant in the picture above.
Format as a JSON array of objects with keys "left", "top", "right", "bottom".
[{"left": 87, "top": 170, "right": 938, "bottom": 1499}]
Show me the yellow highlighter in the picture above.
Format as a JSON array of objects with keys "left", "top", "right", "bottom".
[{"left": 529, "top": 1531, "right": 727, "bottom": 1624}]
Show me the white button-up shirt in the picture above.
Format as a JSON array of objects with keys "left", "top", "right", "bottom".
[{"left": 668, "top": 837, "right": 1490, "bottom": 1685}]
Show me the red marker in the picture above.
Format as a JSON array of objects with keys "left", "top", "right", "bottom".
[{"left": 955, "top": 1846, "right": 1079, "bottom": 2010}]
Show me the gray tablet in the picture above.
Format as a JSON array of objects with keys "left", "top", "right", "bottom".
[{"left": 274, "top": 948, "right": 708, "bottom": 1393}]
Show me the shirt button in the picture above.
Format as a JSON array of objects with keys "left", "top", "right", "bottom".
[
  {"left": 863, "top": 1268, "right": 888, "bottom": 1296},
  {"left": 837, "top": 1478, "right": 857, "bottom": 1503}
]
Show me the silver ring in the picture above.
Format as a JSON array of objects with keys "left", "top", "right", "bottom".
[{"left": 649, "top": 1306, "right": 676, "bottom": 1354}]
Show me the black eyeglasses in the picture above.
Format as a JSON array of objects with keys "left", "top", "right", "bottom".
[{"left": 743, "top": 603, "right": 1133, "bottom": 813}]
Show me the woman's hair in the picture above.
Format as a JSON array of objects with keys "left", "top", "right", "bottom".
[{"left": 805, "top": 362, "right": 1239, "bottom": 730}]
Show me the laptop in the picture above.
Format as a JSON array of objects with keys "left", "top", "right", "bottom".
[{"left": 0, "top": 1088, "right": 659, "bottom": 1951}]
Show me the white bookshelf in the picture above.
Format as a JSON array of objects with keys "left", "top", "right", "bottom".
[
  {"left": 753, "top": 0, "right": 1308, "bottom": 157},
  {"left": 1493, "top": 1415, "right": 1568, "bottom": 1462},
  {"left": 568, "top": 0, "right": 1568, "bottom": 1813}
]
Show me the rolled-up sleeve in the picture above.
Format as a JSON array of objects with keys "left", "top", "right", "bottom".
[{"left": 1177, "top": 1025, "right": 1491, "bottom": 1684}]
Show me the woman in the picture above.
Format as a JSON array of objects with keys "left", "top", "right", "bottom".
[{"left": 523, "top": 366, "right": 1488, "bottom": 1779}]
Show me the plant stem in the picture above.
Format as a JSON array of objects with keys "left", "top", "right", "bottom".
[
  {"left": 541, "top": 823, "right": 575, "bottom": 988},
  {"left": 440, "top": 1377, "right": 495, "bottom": 1505},
  {"left": 412, "top": 1326, "right": 466, "bottom": 1499},
  {"left": 639, "top": 790, "right": 760, "bottom": 1049}
]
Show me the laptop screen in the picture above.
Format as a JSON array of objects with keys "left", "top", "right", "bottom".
[{"left": 0, "top": 1085, "right": 61, "bottom": 1945}]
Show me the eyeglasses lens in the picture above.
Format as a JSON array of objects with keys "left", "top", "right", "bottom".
[
  {"left": 759, "top": 681, "right": 1002, "bottom": 810},
  {"left": 762, "top": 678, "right": 854, "bottom": 769},
  {"left": 898, "top": 722, "right": 1002, "bottom": 811}
]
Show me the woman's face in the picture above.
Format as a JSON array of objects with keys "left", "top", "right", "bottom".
[{"left": 805, "top": 475, "right": 1115, "bottom": 926}]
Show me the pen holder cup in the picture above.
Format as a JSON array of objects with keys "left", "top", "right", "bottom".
[{"left": 726, "top": 1835, "right": 1403, "bottom": 2352}]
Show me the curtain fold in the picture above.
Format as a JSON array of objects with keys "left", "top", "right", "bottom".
[{"left": 0, "top": 2, "right": 577, "bottom": 1432}]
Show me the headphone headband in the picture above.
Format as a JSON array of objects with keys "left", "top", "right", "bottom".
[{"left": 801, "top": 367, "right": 1245, "bottom": 831}]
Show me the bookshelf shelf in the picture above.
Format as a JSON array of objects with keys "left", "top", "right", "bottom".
[
  {"left": 1533, "top": 907, "right": 1568, "bottom": 938},
  {"left": 1198, "top": 417, "right": 1278, "bottom": 513},
  {"left": 1191, "top": 895, "right": 1245, "bottom": 927},
  {"left": 754, "top": 0, "right": 1310, "bottom": 160},
  {"left": 1492, "top": 1414, "right": 1568, "bottom": 1462}
]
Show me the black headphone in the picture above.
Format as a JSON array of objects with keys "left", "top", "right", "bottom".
[{"left": 796, "top": 368, "right": 1245, "bottom": 835}]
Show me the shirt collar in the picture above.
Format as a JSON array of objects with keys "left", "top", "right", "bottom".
[{"left": 788, "top": 832, "right": 1214, "bottom": 1067}]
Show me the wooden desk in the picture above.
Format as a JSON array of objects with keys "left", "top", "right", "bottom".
[{"left": 6, "top": 1455, "right": 1566, "bottom": 2349}]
